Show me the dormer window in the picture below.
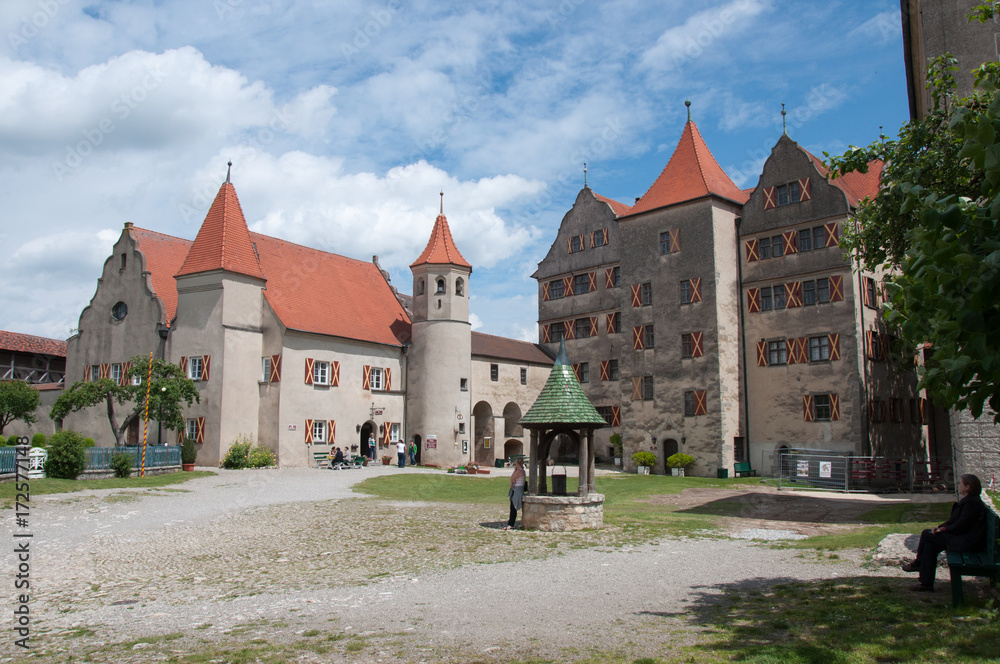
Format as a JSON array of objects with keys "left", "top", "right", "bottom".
[
  {"left": 455, "top": 278, "right": 464, "bottom": 296},
  {"left": 777, "top": 181, "right": 801, "bottom": 206},
  {"left": 436, "top": 278, "right": 446, "bottom": 294}
]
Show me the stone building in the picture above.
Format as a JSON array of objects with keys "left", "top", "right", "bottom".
[
  {"left": 535, "top": 117, "right": 927, "bottom": 477},
  {"left": 62, "top": 175, "right": 552, "bottom": 467},
  {"left": 0, "top": 330, "right": 66, "bottom": 438}
]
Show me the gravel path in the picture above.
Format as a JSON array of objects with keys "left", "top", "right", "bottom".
[{"left": 6, "top": 467, "right": 912, "bottom": 663}]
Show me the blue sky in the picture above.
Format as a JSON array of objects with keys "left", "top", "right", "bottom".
[{"left": 0, "top": 0, "right": 909, "bottom": 342}]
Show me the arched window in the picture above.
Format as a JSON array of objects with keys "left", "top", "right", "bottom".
[
  {"left": 455, "top": 277, "right": 465, "bottom": 296},
  {"left": 417, "top": 279, "right": 425, "bottom": 295},
  {"left": 436, "top": 278, "right": 446, "bottom": 294}
]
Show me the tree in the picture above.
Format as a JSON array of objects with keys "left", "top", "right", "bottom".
[
  {"left": 826, "top": 15, "right": 1000, "bottom": 420},
  {"left": 51, "top": 356, "right": 200, "bottom": 446},
  {"left": 0, "top": 380, "right": 40, "bottom": 435}
]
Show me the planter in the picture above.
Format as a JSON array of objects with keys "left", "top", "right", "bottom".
[
  {"left": 182, "top": 463, "right": 195, "bottom": 472},
  {"left": 671, "top": 467, "right": 685, "bottom": 477},
  {"left": 638, "top": 465, "right": 650, "bottom": 475}
]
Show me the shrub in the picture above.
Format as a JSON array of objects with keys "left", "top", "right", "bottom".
[
  {"left": 221, "top": 442, "right": 251, "bottom": 469},
  {"left": 248, "top": 446, "right": 276, "bottom": 468},
  {"left": 0, "top": 435, "right": 6, "bottom": 446},
  {"left": 666, "top": 453, "right": 695, "bottom": 469},
  {"left": 609, "top": 433, "right": 623, "bottom": 457},
  {"left": 31, "top": 432, "right": 46, "bottom": 448},
  {"left": 43, "top": 430, "right": 86, "bottom": 479},
  {"left": 110, "top": 452, "right": 132, "bottom": 478},
  {"left": 181, "top": 438, "right": 197, "bottom": 464},
  {"left": 82, "top": 437, "right": 96, "bottom": 448},
  {"left": 632, "top": 451, "right": 657, "bottom": 468}
]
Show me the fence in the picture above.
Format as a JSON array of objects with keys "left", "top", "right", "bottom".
[
  {"left": 0, "top": 445, "right": 180, "bottom": 476},
  {"left": 760, "top": 447, "right": 955, "bottom": 493}
]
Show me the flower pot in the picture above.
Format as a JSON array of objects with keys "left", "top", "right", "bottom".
[
  {"left": 182, "top": 463, "right": 195, "bottom": 471},
  {"left": 671, "top": 467, "right": 685, "bottom": 477},
  {"left": 638, "top": 465, "right": 650, "bottom": 475}
]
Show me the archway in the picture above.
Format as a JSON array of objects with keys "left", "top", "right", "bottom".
[
  {"left": 473, "top": 400, "right": 494, "bottom": 465},
  {"left": 360, "top": 421, "right": 376, "bottom": 459},
  {"left": 663, "top": 438, "right": 679, "bottom": 474},
  {"left": 503, "top": 402, "right": 522, "bottom": 437},
  {"left": 413, "top": 434, "right": 422, "bottom": 465}
]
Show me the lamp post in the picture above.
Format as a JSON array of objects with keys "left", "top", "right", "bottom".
[{"left": 157, "top": 386, "right": 166, "bottom": 445}]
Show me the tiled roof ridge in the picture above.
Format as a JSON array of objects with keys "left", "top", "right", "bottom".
[
  {"left": 410, "top": 213, "right": 472, "bottom": 269},
  {"left": 175, "top": 182, "right": 265, "bottom": 280},
  {"left": 0, "top": 330, "right": 67, "bottom": 356},
  {"left": 802, "top": 147, "right": 883, "bottom": 207},
  {"left": 247, "top": 230, "right": 378, "bottom": 268},
  {"left": 131, "top": 226, "right": 191, "bottom": 243},
  {"left": 592, "top": 191, "right": 632, "bottom": 217}
]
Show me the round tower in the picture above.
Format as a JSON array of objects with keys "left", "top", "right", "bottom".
[{"left": 407, "top": 196, "right": 472, "bottom": 467}]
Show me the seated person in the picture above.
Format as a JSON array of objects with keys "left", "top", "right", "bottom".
[
  {"left": 901, "top": 473, "right": 988, "bottom": 591},
  {"left": 332, "top": 447, "right": 345, "bottom": 465}
]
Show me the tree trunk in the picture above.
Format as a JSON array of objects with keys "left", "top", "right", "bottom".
[{"left": 106, "top": 393, "right": 125, "bottom": 447}]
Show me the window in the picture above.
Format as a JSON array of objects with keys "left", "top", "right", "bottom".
[
  {"left": 761, "top": 286, "right": 773, "bottom": 311},
  {"left": 188, "top": 356, "right": 203, "bottom": 381},
  {"left": 594, "top": 230, "right": 607, "bottom": 247},
  {"left": 871, "top": 399, "right": 885, "bottom": 423},
  {"left": 579, "top": 363, "right": 589, "bottom": 383},
  {"left": 112, "top": 301, "right": 128, "bottom": 321},
  {"left": 802, "top": 280, "right": 816, "bottom": 306},
  {"left": 771, "top": 235, "right": 784, "bottom": 258},
  {"left": 813, "top": 394, "right": 832, "bottom": 421},
  {"left": 111, "top": 363, "right": 122, "bottom": 385},
  {"left": 773, "top": 285, "right": 786, "bottom": 310},
  {"left": 596, "top": 406, "right": 616, "bottom": 425},
  {"left": 574, "top": 318, "right": 591, "bottom": 338},
  {"left": 262, "top": 357, "right": 271, "bottom": 382},
  {"left": 759, "top": 237, "right": 771, "bottom": 260},
  {"left": 640, "top": 282, "right": 652, "bottom": 306},
  {"left": 313, "top": 361, "right": 330, "bottom": 385},
  {"left": 865, "top": 277, "right": 878, "bottom": 309},
  {"left": 570, "top": 235, "right": 583, "bottom": 252},
  {"left": 460, "top": 377, "right": 468, "bottom": 391},
  {"left": 680, "top": 280, "right": 693, "bottom": 304},
  {"left": 681, "top": 334, "right": 693, "bottom": 358},
  {"left": 417, "top": 279, "right": 425, "bottom": 295},
  {"left": 798, "top": 228, "right": 812, "bottom": 252},
  {"left": 660, "top": 231, "right": 670, "bottom": 254},
  {"left": 642, "top": 375, "right": 654, "bottom": 400},
  {"left": 91, "top": 365, "right": 101, "bottom": 382},
  {"left": 816, "top": 277, "right": 830, "bottom": 304},
  {"left": 436, "top": 278, "right": 446, "bottom": 294},
  {"left": 891, "top": 398, "right": 904, "bottom": 423},
  {"left": 643, "top": 324, "right": 655, "bottom": 348},
  {"left": 608, "top": 359, "right": 619, "bottom": 380},
  {"left": 520, "top": 368, "right": 527, "bottom": 385},
  {"left": 390, "top": 423, "right": 401, "bottom": 442},
  {"left": 767, "top": 340, "right": 787, "bottom": 365},
  {"left": 909, "top": 399, "right": 920, "bottom": 424},
  {"left": 813, "top": 226, "right": 825, "bottom": 249},
  {"left": 549, "top": 279, "right": 564, "bottom": 299},
  {"left": 777, "top": 181, "right": 801, "bottom": 206},
  {"left": 550, "top": 321, "right": 565, "bottom": 342},
  {"left": 490, "top": 363, "right": 499, "bottom": 381},
  {"left": 809, "top": 336, "right": 830, "bottom": 362},
  {"left": 456, "top": 278, "right": 464, "bottom": 296},
  {"left": 120, "top": 253, "right": 127, "bottom": 270},
  {"left": 458, "top": 422, "right": 466, "bottom": 434},
  {"left": 611, "top": 266, "right": 620, "bottom": 288},
  {"left": 573, "top": 274, "right": 589, "bottom": 295},
  {"left": 370, "top": 367, "right": 385, "bottom": 391},
  {"left": 684, "top": 391, "right": 697, "bottom": 415},
  {"left": 186, "top": 419, "right": 198, "bottom": 441},
  {"left": 312, "top": 420, "right": 327, "bottom": 443}
]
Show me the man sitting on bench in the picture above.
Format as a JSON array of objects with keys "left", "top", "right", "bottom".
[
  {"left": 330, "top": 447, "right": 345, "bottom": 468},
  {"left": 901, "top": 474, "right": 988, "bottom": 591}
]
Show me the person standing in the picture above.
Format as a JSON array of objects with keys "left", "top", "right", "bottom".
[
  {"left": 901, "top": 474, "right": 988, "bottom": 591},
  {"left": 408, "top": 440, "right": 417, "bottom": 466},
  {"left": 396, "top": 438, "right": 406, "bottom": 468},
  {"left": 368, "top": 434, "right": 376, "bottom": 461},
  {"left": 503, "top": 457, "right": 526, "bottom": 530}
]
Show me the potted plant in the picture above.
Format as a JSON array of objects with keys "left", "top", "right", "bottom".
[
  {"left": 610, "top": 433, "right": 623, "bottom": 467},
  {"left": 667, "top": 453, "right": 694, "bottom": 477},
  {"left": 632, "top": 451, "right": 657, "bottom": 475},
  {"left": 181, "top": 437, "right": 197, "bottom": 471},
  {"left": 381, "top": 454, "right": 392, "bottom": 466}
]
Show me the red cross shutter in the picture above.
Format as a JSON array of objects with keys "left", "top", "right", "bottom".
[
  {"left": 606, "top": 312, "right": 617, "bottom": 334},
  {"left": 362, "top": 365, "right": 371, "bottom": 390},
  {"left": 763, "top": 186, "right": 777, "bottom": 209},
  {"left": 799, "top": 178, "right": 811, "bottom": 201},
  {"left": 600, "top": 361, "right": 609, "bottom": 381},
  {"left": 747, "top": 288, "right": 760, "bottom": 313},
  {"left": 695, "top": 390, "right": 707, "bottom": 415},
  {"left": 179, "top": 356, "right": 187, "bottom": 375},
  {"left": 919, "top": 398, "right": 927, "bottom": 423},
  {"left": 879, "top": 334, "right": 890, "bottom": 361},
  {"left": 121, "top": 361, "right": 131, "bottom": 386},
  {"left": 799, "top": 338, "right": 809, "bottom": 364},
  {"left": 270, "top": 354, "right": 281, "bottom": 382},
  {"left": 331, "top": 360, "right": 340, "bottom": 387},
  {"left": 824, "top": 222, "right": 839, "bottom": 247},
  {"left": 84, "top": 365, "right": 91, "bottom": 381},
  {"left": 605, "top": 268, "right": 615, "bottom": 288},
  {"left": 196, "top": 417, "right": 205, "bottom": 444},
  {"left": 329, "top": 420, "right": 336, "bottom": 445},
  {"left": 784, "top": 283, "right": 798, "bottom": 308},
  {"left": 542, "top": 282, "right": 550, "bottom": 301},
  {"left": 572, "top": 364, "right": 581, "bottom": 380},
  {"left": 567, "top": 237, "right": 573, "bottom": 253},
  {"left": 670, "top": 228, "right": 680, "bottom": 253},
  {"left": 630, "top": 284, "right": 642, "bottom": 307},
  {"left": 382, "top": 425, "right": 391, "bottom": 447},
  {"left": 178, "top": 429, "right": 184, "bottom": 444},
  {"left": 631, "top": 377, "right": 642, "bottom": 400},
  {"left": 602, "top": 229, "right": 609, "bottom": 245},
  {"left": 803, "top": 395, "right": 814, "bottom": 421},
  {"left": 756, "top": 340, "right": 768, "bottom": 366},
  {"left": 304, "top": 358, "right": 314, "bottom": 384},
  {"left": 632, "top": 326, "right": 644, "bottom": 350},
  {"left": 563, "top": 276, "right": 573, "bottom": 295},
  {"left": 865, "top": 331, "right": 875, "bottom": 359},
  {"left": 745, "top": 238, "right": 759, "bottom": 262},
  {"left": 829, "top": 275, "right": 843, "bottom": 302},
  {"left": 381, "top": 367, "right": 390, "bottom": 391},
  {"left": 611, "top": 406, "right": 621, "bottom": 427},
  {"left": 542, "top": 324, "right": 551, "bottom": 343},
  {"left": 690, "top": 278, "right": 702, "bottom": 302},
  {"left": 201, "top": 355, "right": 210, "bottom": 381},
  {"left": 783, "top": 231, "right": 798, "bottom": 254},
  {"left": 786, "top": 338, "right": 797, "bottom": 365},
  {"left": 862, "top": 278, "right": 871, "bottom": 307},
  {"left": 589, "top": 231, "right": 595, "bottom": 248},
  {"left": 304, "top": 419, "right": 314, "bottom": 443},
  {"left": 590, "top": 316, "right": 598, "bottom": 336},
  {"left": 692, "top": 331, "right": 703, "bottom": 358},
  {"left": 830, "top": 394, "right": 840, "bottom": 420},
  {"left": 564, "top": 320, "right": 576, "bottom": 340},
  {"left": 578, "top": 234, "right": 585, "bottom": 250},
  {"left": 588, "top": 272, "right": 596, "bottom": 292},
  {"left": 828, "top": 334, "right": 840, "bottom": 361},
  {"left": 101, "top": 363, "right": 110, "bottom": 379}
]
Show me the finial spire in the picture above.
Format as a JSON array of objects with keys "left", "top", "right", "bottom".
[
  {"left": 685, "top": 99, "right": 691, "bottom": 122},
  {"left": 439, "top": 191, "right": 444, "bottom": 215},
  {"left": 226, "top": 160, "right": 232, "bottom": 184},
  {"left": 781, "top": 103, "right": 787, "bottom": 135},
  {"left": 583, "top": 162, "right": 588, "bottom": 188}
]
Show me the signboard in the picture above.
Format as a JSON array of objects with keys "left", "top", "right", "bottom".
[
  {"left": 819, "top": 461, "right": 832, "bottom": 479},
  {"left": 462, "top": 439, "right": 468, "bottom": 454},
  {"left": 288, "top": 424, "right": 297, "bottom": 431},
  {"left": 484, "top": 436, "right": 491, "bottom": 449},
  {"left": 796, "top": 460, "right": 810, "bottom": 477},
  {"left": 426, "top": 435, "right": 437, "bottom": 450},
  {"left": 372, "top": 408, "right": 384, "bottom": 416}
]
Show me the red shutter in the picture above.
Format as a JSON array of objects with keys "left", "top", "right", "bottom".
[
  {"left": 691, "top": 331, "right": 704, "bottom": 358},
  {"left": 868, "top": 399, "right": 877, "bottom": 422},
  {"left": 600, "top": 361, "right": 610, "bottom": 381},
  {"left": 828, "top": 334, "right": 840, "bottom": 361},
  {"left": 196, "top": 416, "right": 205, "bottom": 444},
  {"left": 305, "top": 358, "right": 314, "bottom": 385},
  {"left": 879, "top": 334, "right": 890, "bottom": 361},
  {"left": 799, "top": 177, "right": 811, "bottom": 201},
  {"left": 631, "top": 377, "right": 642, "bottom": 400},
  {"left": 384, "top": 367, "right": 391, "bottom": 391},
  {"left": 605, "top": 268, "right": 616, "bottom": 288},
  {"left": 563, "top": 276, "right": 573, "bottom": 295},
  {"left": 690, "top": 278, "right": 702, "bottom": 302},
  {"left": 572, "top": 364, "right": 582, "bottom": 380},
  {"left": 602, "top": 229, "right": 609, "bottom": 245},
  {"left": 179, "top": 356, "right": 187, "bottom": 374},
  {"left": 669, "top": 228, "right": 680, "bottom": 253},
  {"left": 564, "top": 320, "right": 576, "bottom": 340},
  {"left": 747, "top": 288, "right": 760, "bottom": 313},
  {"left": 270, "top": 355, "right": 282, "bottom": 382},
  {"left": 783, "top": 230, "right": 798, "bottom": 254},
  {"left": 745, "top": 238, "right": 759, "bottom": 262},
  {"left": 694, "top": 390, "right": 707, "bottom": 415},
  {"left": 786, "top": 338, "right": 797, "bottom": 365},
  {"left": 589, "top": 231, "right": 596, "bottom": 248},
  {"left": 803, "top": 395, "right": 814, "bottom": 421},
  {"left": 606, "top": 312, "right": 617, "bottom": 335},
  {"left": 611, "top": 406, "right": 621, "bottom": 427},
  {"left": 120, "top": 361, "right": 132, "bottom": 386},
  {"left": 567, "top": 237, "right": 573, "bottom": 253},
  {"left": 588, "top": 272, "right": 597, "bottom": 292},
  {"left": 830, "top": 394, "right": 840, "bottom": 420},
  {"left": 542, "top": 282, "right": 550, "bottom": 301},
  {"left": 362, "top": 365, "right": 371, "bottom": 390},
  {"left": 785, "top": 282, "right": 801, "bottom": 307},
  {"left": 829, "top": 275, "right": 844, "bottom": 302},
  {"left": 84, "top": 365, "right": 91, "bottom": 381},
  {"left": 542, "top": 324, "right": 551, "bottom": 343},
  {"left": 382, "top": 424, "right": 391, "bottom": 447},
  {"left": 100, "top": 363, "right": 110, "bottom": 379},
  {"left": 304, "top": 419, "right": 314, "bottom": 443},
  {"left": 632, "top": 326, "right": 644, "bottom": 350},
  {"left": 329, "top": 420, "right": 336, "bottom": 445},
  {"left": 763, "top": 186, "right": 777, "bottom": 209},
  {"left": 756, "top": 340, "right": 768, "bottom": 366},
  {"left": 590, "top": 316, "right": 599, "bottom": 337},
  {"left": 177, "top": 429, "right": 184, "bottom": 444},
  {"left": 201, "top": 355, "right": 210, "bottom": 381},
  {"left": 630, "top": 284, "right": 642, "bottom": 307},
  {"left": 824, "top": 222, "right": 839, "bottom": 247},
  {"left": 331, "top": 360, "right": 340, "bottom": 386}
]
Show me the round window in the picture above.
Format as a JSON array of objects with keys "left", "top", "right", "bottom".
[{"left": 111, "top": 301, "right": 128, "bottom": 321}]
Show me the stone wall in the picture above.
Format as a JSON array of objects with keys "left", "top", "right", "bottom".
[
  {"left": 522, "top": 493, "right": 604, "bottom": 531},
  {"left": 951, "top": 407, "right": 1000, "bottom": 485}
]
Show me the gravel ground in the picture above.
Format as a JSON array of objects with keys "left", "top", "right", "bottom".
[{"left": 5, "top": 466, "right": 921, "bottom": 663}]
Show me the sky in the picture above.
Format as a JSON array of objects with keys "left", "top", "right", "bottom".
[{"left": 0, "top": 0, "right": 910, "bottom": 344}]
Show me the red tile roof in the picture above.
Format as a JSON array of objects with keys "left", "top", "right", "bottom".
[
  {"left": 806, "top": 152, "right": 883, "bottom": 207},
  {"left": 175, "top": 183, "right": 266, "bottom": 280},
  {"left": 624, "top": 121, "right": 749, "bottom": 217},
  {"left": 410, "top": 214, "right": 471, "bottom": 269},
  {"left": 0, "top": 330, "right": 67, "bottom": 357},
  {"left": 131, "top": 228, "right": 192, "bottom": 327},
  {"left": 471, "top": 331, "right": 554, "bottom": 365},
  {"left": 593, "top": 192, "right": 632, "bottom": 217}
]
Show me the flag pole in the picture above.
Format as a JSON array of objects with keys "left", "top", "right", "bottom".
[{"left": 141, "top": 351, "right": 152, "bottom": 477}]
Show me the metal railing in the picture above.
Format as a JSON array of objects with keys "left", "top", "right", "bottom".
[
  {"left": 760, "top": 447, "right": 955, "bottom": 493},
  {"left": 0, "top": 445, "right": 180, "bottom": 476}
]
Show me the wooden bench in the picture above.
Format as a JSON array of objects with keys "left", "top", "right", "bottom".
[
  {"left": 733, "top": 462, "right": 757, "bottom": 477},
  {"left": 312, "top": 451, "right": 330, "bottom": 469},
  {"left": 947, "top": 510, "right": 1000, "bottom": 607}
]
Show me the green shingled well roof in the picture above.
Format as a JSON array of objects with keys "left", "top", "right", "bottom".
[{"left": 520, "top": 340, "right": 608, "bottom": 428}]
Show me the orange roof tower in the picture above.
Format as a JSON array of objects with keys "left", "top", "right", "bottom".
[{"left": 410, "top": 194, "right": 472, "bottom": 269}]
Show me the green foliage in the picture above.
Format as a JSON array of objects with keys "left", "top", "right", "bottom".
[
  {"left": 181, "top": 438, "right": 197, "bottom": 464},
  {"left": 82, "top": 437, "right": 96, "bottom": 447},
  {"left": 0, "top": 435, "right": 6, "bottom": 446},
  {"left": 666, "top": 453, "right": 695, "bottom": 468},
  {"left": 110, "top": 453, "right": 132, "bottom": 479},
  {"left": 31, "top": 432, "right": 46, "bottom": 448},
  {"left": 43, "top": 430, "right": 86, "bottom": 480},
  {"left": 221, "top": 441, "right": 252, "bottom": 469},
  {"left": 631, "top": 451, "right": 657, "bottom": 467},
  {"left": 51, "top": 357, "right": 199, "bottom": 446},
  {"left": 609, "top": 432, "right": 623, "bottom": 456},
  {"left": 0, "top": 380, "right": 40, "bottom": 435},
  {"left": 247, "top": 446, "right": 276, "bottom": 468}
]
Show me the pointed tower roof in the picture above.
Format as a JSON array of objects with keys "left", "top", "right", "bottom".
[
  {"left": 410, "top": 196, "right": 471, "bottom": 269},
  {"left": 624, "top": 120, "right": 748, "bottom": 217},
  {"left": 520, "top": 340, "right": 607, "bottom": 427},
  {"left": 175, "top": 180, "right": 265, "bottom": 280}
]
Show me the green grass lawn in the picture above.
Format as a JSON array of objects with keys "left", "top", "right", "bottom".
[{"left": 0, "top": 470, "right": 215, "bottom": 506}]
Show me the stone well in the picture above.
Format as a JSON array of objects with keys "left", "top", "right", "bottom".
[{"left": 522, "top": 493, "right": 604, "bottom": 532}]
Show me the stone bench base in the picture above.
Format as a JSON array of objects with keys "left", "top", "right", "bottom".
[{"left": 522, "top": 493, "right": 604, "bottom": 531}]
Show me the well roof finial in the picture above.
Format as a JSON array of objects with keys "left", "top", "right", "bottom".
[
  {"left": 439, "top": 190, "right": 444, "bottom": 215},
  {"left": 226, "top": 160, "right": 232, "bottom": 184},
  {"left": 781, "top": 103, "right": 787, "bottom": 135},
  {"left": 685, "top": 99, "right": 691, "bottom": 122}
]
